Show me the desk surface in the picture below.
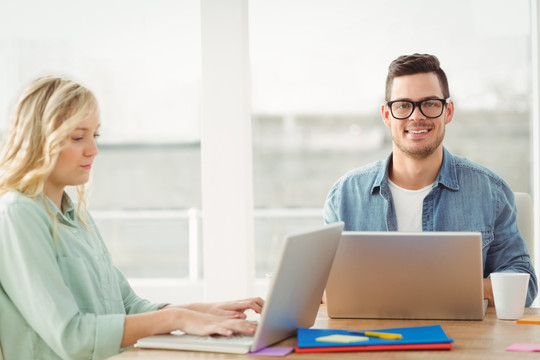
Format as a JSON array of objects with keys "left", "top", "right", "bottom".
[{"left": 111, "top": 305, "right": 540, "bottom": 359}]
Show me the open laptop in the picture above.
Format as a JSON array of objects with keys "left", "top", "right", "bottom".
[
  {"left": 136, "top": 222, "right": 344, "bottom": 354},
  {"left": 326, "top": 231, "right": 487, "bottom": 320}
]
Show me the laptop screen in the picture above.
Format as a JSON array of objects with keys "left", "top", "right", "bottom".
[{"left": 326, "top": 231, "right": 485, "bottom": 320}]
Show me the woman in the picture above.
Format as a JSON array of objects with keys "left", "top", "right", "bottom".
[{"left": 0, "top": 77, "right": 263, "bottom": 359}]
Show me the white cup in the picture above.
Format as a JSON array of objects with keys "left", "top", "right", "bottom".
[{"left": 491, "top": 272, "right": 529, "bottom": 320}]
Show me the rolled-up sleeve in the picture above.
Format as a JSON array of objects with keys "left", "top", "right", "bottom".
[{"left": 115, "top": 267, "right": 169, "bottom": 314}]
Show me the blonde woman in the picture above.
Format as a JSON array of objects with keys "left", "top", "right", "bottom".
[{"left": 0, "top": 77, "right": 263, "bottom": 360}]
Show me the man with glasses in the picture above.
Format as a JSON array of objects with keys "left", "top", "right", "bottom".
[{"left": 324, "top": 53, "right": 537, "bottom": 306}]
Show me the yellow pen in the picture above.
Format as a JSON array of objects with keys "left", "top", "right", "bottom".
[{"left": 349, "top": 331, "right": 403, "bottom": 340}]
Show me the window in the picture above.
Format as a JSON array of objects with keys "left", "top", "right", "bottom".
[
  {"left": 1, "top": 0, "right": 537, "bottom": 304},
  {"left": 0, "top": 0, "right": 202, "bottom": 303},
  {"left": 249, "top": 0, "right": 534, "bottom": 277}
]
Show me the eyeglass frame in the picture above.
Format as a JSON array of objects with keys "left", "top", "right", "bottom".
[{"left": 385, "top": 98, "right": 451, "bottom": 120}]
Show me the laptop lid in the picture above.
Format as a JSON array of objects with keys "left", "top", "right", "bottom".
[
  {"left": 249, "top": 221, "right": 344, "bottom": 351},
  {"left": 326, "top": 231, "right": 485, "bottom": 320},
  {"left": 136, "top": 221, "right": 344, "bottom": 354}
]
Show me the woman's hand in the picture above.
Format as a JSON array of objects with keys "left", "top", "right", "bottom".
[
  {"left": 178, "top": 309, "right": 258, "bottom": 337},
  {"left": 174, "top": 297, "right": 265, "bottom": 319},
  {"left": 122, "top": 305, "right": 259, "bottom": 347}
]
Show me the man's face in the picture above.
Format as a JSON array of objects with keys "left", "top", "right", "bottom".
[{"left": 381, "top": 72, "right": 453, "bottom": 160}]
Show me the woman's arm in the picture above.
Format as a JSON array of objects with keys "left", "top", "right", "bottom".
[
  {"left": 167, "top": 297, "right": 264, "bottom": 318},
  {"left": 121, "top": 307, "right": 258, "bottom": 347}
]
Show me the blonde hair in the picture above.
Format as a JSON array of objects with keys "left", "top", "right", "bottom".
[{"left": 0, "top": 76, "right": 98, "bottom": 220}]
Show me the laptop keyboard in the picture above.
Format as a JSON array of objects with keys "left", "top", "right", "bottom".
[
  {"left": 193, "top": 334, "right": 254, "bottom": 345},
  {"left": 169, "top": 330, "right": 255, "bottom": 345},
  {"left": 166, "top": 315, "right": 259, "bottom": 346}
]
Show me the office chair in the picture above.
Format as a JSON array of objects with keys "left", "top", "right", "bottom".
[{"left": 514, "top": 192, "right": 534, "bottom": 264}]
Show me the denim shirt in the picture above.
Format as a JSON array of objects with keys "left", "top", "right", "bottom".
[{"left": 324, "top": 147, "right": 538, "bottom": 306}]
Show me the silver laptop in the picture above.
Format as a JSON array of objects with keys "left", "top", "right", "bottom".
[
  {"left": 136, "top": 222, "right": 344, "bottom": 354},
  {"left": 326, "top": 231, "right": 487, "bottom": 320}
]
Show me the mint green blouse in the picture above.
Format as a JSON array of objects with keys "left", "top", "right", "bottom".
[{"left": 0, "top": 191, "right": 166, "bottom": 359}]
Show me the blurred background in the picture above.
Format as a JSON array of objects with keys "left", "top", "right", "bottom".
[{"left": 0, "top": 0, "right": 535, "bottom": 303}]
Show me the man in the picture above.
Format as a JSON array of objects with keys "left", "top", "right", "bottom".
[{"left": 324, "top": 53, "right": 537, "bottom": 306}]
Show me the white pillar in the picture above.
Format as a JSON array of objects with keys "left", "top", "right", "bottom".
[
  {"left": 532, "top": 0, "right": 540, "bottom": 274},
  {"left": 200, "top": 0, "right": 254, "bottom": 301}
]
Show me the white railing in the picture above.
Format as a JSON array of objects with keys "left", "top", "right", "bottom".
[
  {"left": 91, "top": 207, "right": 323, "bottom": 281},
  {"left": 91, "top": 207, "right": 323, "bottom": 303}
]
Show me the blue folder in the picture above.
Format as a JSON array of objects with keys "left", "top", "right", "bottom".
[{"left": 297, "top": 325, "right": 453, "bottom": 348}]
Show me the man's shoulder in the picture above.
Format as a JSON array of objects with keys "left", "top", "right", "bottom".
[
  {"left": 325, "top": 160, "right": 385, "bottom": 206},
  {"left": 338, "top": 160, "right": 385, "bottom": 183},
  {"left": 449, "top": 152, "right": 506, "bottom": 186}
]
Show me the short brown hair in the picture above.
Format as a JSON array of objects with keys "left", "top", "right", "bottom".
[{"left": 385, "top": 53, "right": 450, "bottom": 101}]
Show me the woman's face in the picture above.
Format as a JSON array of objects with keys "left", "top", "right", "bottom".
[{"left": 45, "top": 110, "right": 100, "bottom": 194}]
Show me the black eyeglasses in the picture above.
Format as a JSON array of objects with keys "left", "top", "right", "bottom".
[{"left": 386, "top": 98, "right": 450, "bottom": 120}]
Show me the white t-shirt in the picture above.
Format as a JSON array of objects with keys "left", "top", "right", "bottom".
[{"left": 388, "top": 180, "right": 434, "bottom": 232}]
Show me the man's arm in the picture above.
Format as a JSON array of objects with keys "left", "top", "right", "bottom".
[{"left": 486, "top": 189, "right": 538, "bottom": 306}]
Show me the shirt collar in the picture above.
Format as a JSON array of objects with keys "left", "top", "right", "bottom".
[
  {"left": 372, "top": 153, "right": 391, "bottom": 191},
  {"left": 372, "top": 147, "right": 459, "bottom": 192},
  {"left": 42, "top": 192, "right": 76, "bottom": 222},
  {"left": 436, "top": 147, "right": 459, "bottom": 191}
]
